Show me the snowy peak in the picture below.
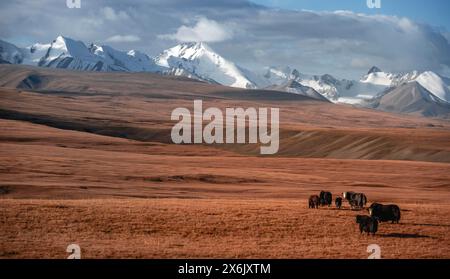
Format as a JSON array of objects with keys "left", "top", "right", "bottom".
[
  {"left": 38, "top": 35, "right": 98, "bottom": 68},
  {"left": 367, "top": 66, "right": 382, "bottom": 75},
  {"left": 262, "top": 66, "right": 298, "bottom": 86},
  {"left": 260, "top": 66, "right": 345, "bottom": 101},
  {"left": 26, "top": 43, "right": 52, "bottom": 65},
  {"left": 175, "top": 42, "right": 213, "bottom": 60},
  {"left": 360, "top": 69, "right": 423, "bottom": 88},
  {"left": 360, "top": 69, "right": 450, "bottom": 103},
  {"left": 2, "top": 37, "right": 255, "bottom": 88},
  {"left": 0, "top": 39, "right": 25, "bottom": 64},
  {"left": 88, "top": 44, "right": 162, "bottom": 72},
  {"left": 52, "top": 35, "right": 91, "bottom": 58},
  {"left": 156, "top": 42, "right": 256, "bottom": 89},
  {"left": 17, "top": 35, "right": 163, "bottom": 72},
  {"left": 1, "top": 36, "right": 450, "bottom": 112},
  {"left": 368, "top": 81, "right": 450, "bottom": 117},
  {"left": 268, "top": 79, "right": 329, "bottom": 102},
  {"left": 320, "top": 74, "right": 340, "bottom": 86},
  {"left": 264, "top": 66, "right": 292, "bottom": 79},
  {"left": 156, "top": 42, "right": 207, "bottom": 67},
  {"left": 259, "top": 66, "right": 450, "bottom": 105},
  {"left": 360, "top": 71, "right": 396, "bottom": 86},
  {"left": 415, "top": 71, "right": 450, "bottom": 103}
]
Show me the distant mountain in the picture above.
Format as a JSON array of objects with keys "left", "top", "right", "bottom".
[
  {"left": 260, "top": 66, "right": 385, "bottom": 103},
  {"left": 365, "top": 82, "right": 450, "bottom": 118},
  {"left": 360, "top": 68, "right": 450, "bottom": 103},
  {"left": 260, "top": 66, "right": 450, "bottom": 106},
  {"left": 367, "top": 66, "right": 382, "bottom": 75},
  {"left": 2, "top": 36, "right": 450, "bottom": 118},
  {"left": 0, "top": 39, "right": 25, "bottom": 64},
  {"left": 267, "top": 79, "right": 329, "bottom": 102},
  {"left": 360, "top": 68, "right": 420, "bottom": 87},
  {"left": 261, "top": 66, "right": 294, "bottom": 87},
  {"left": 89, "top": 44, "right": 163, "bottom": 72},
  {"left": 38, "top": 36, "right": 164, "bottom": 72},
  {"left": 2, "top": 37, "right": 256, "bottom": 88},
  {"left": 155, "top": 42, "right": 256, "bottom": 89},
  {"left": 261, "top": 66, "right": 342, "bottom": 100},
  {"left": 164, "top": 65, "right": 218, "bottom": 84},
  {"left": 415, "top": 71, "right": 450, "bottom": 104},
  {"left": 3, "top": 36, "right": 164, "bottom": 73}
]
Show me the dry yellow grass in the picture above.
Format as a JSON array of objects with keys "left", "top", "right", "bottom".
[
  {"left": 1, "top": 65, "right": 449, "bottom": 259},
  {"left": 1, "top": 199, "right": 449, "bottom": 259}
]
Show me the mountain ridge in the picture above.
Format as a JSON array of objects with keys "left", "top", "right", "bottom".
[
  {"left": 155, "top": 42, "right": 256, "bottom": 89},
  {"left": 365, "top": 81, "right": 450, "bottom": 118},
  {"left": 1, "top": 36, "right": 450, "bottom": 118}
]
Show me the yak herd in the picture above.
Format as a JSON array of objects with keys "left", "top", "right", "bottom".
[{"left": 309, "top": 191, "right": 401, "bottom": 236}]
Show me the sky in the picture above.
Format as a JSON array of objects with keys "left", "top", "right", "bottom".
[
  {"left": 1, "top": 0, "right": 450, "bottom": 79},
  {"left": 252, "top": 0, "right": 450, "bottom": 31}
]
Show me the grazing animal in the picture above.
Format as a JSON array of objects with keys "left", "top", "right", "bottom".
[
  {"left": 368, "top": 203, "right": 401, "bottom": 224},
  {"left": 319, "top": 191, "right": 332, "bottom": 207},
  {"left": 309, "top": 195, "right": 320, "bottom": 209},
  {"left": 335, "top": 197, "right": 342, "bottom": 209},
  {"left": 356, "top": 215, "right": 378, "bottom": 235},
  {"left": 343, "top": 192, "right": 367, "bottom": 209}
]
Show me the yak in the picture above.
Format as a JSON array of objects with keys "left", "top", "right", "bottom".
[
  {"left": 309, "top": 195, "right": 320, "bottom": 209},
  {"left": 356, "top": 215, "right": 378, "bottom": 236},
  {"left": 319, "top": 191, "right": 332, "bottom": 207},
  {"left": 368, "top": 203, "right": 401, "bottom": 224},
  {"left": 343, "top": 192, "right": 367, "bottom": 209}
]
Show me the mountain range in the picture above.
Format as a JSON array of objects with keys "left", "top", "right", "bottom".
[{"left": 1, "top": 35, "right": 449, "bottom": 117}]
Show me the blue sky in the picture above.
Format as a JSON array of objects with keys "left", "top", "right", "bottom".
[{"left": 251, "top": 0, "right": 450, "bottom": 31}]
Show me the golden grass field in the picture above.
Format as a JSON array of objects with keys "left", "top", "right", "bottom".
[
  {"left": 0, "top": 65, "right": 449, "bottom": 258},
  {"left": 1, "top": 199, "right": 449, "bottom": 259}
]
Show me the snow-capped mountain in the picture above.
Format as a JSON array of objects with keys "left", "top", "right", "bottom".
[
  {"left": 37, "top": 36, "right": 104, "bottom": 70},
  {"left": 155, "top": 42, "right": 256, "bottom": 89},
  {"left": 89, "top": 43, "right": 163, "bottom": 72},
  {"left": 262, "top": 66, "right": 295, "bottom": 87},
  {"left": 360, "top": 68, "right": 450, "bottom": 103},
  {"left": 365, "top": 81, "right": 450, "bottom": 117},
  {"left": 1, "top": 37, "right": 255, "bottom": 88},
  {"left": 164, "top": 65, "right": 218, "bottom": 84},
  {"left": 2, "top": 36, "right": 450, "bottom": 117},
  {"left": 261, "top": 66, "right": 340, "bottom": 100},
  {"left": 260, "top": 66, "right": 450, "bottom": 105},
  {"left": 411, "top": 71, "right": 450, "bottom": 103},
  {"left": 0, "top": 39, "right": 25, "bottom": 64},
  {"left": 267, "top": 79, "right": 329, "bottom": 102},
  {"left": 6, "top": 36, "right": 164, "bottom": 73},
  {"left": 367, "top": 66, "right": 382, "bottom": 75},
  {"left": 360, "top": 68, "right": 420, "bottom": 87},
  {"left": 260, "top": 66, "right": 382, "bottom": 102},
  {"left": 24, "top": 42, "right": 52, "bottom": 65}
]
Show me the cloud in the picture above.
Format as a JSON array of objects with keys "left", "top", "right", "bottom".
[
  {"left": 159, "top": 17, "right": 233, "bottom": 43},
  {"left": 101, "top": 7, "right": 130, "bottom": 21},
  {"left": 217, "top": 9, "right": 450, "bottom": 78},
  {"left": 350, "top": 57, "right": 373, "bottom": 69},
  {"left": 105, "top": 35, "right": 141, "bottom": 43},
  {"left": 0, "top": 0, "right": 449, "bottom": 78}
]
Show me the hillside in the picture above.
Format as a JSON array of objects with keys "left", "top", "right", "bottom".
[
  {"left": 1, "top": 64, "right": 449, "bottom": 162},
  {"left": 1, "top": 64, "right": 450, "bottom": 259}
]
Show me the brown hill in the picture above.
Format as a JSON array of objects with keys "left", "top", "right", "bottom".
[
  {"left": 0, "top": 64, "right": 449, "bottom": 162},
  {"left": 367, "top": 81, "right": 450, "bottom": 118},
  {"left": 1, "top": 64, "right": 450, "bottom": 259}
]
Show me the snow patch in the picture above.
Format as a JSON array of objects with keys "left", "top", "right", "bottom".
[
  {"left": 155, "top": 42, "right": 255, "bottom": 89},
  {"left": 416, "top": 71, "right": 450, "bottom": 103}
]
